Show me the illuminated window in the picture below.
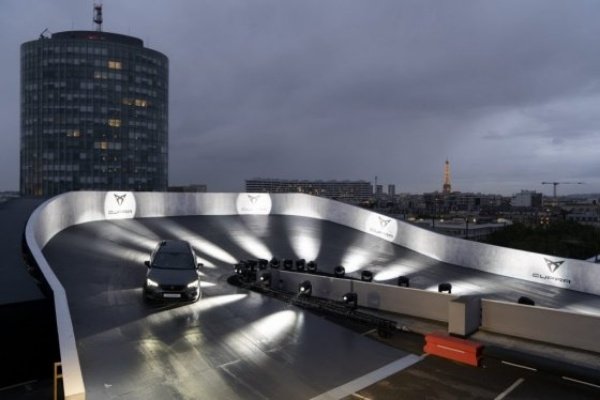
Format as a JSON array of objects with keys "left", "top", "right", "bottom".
[
  {"left": 134, "top": 99, "right": 148, "bottom": 107},
  {"left": 108, "top": 119, "right": 121, "bottom": 127},
  {"left": 66, "top": 129, "right": 81, "bottom": 137},
  {"left": 108, "top": 60, "right": 122, "bottom": 70},
  {"left": 94, "top": 141, "right": 109, "bottom": 150}
]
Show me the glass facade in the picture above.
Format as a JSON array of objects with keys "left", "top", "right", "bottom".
[{"left": 20, "top": 31, "right": 168, "bottom": 196}]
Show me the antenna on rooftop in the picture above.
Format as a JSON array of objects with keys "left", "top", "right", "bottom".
[
  {"left": 93, "top": 2, "right": 103, "bottom": 32},
  {"left": 39, "top": 28, "right": 50, "bottom": 39}
]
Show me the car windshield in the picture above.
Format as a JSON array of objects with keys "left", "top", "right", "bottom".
[{"left": 152, "top": 251, "right": 195, "bottom": 270}]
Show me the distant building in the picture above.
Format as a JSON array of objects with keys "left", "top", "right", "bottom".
[
  {"left": 388, "top": 184, "right": 396, "bottom": 196},
  {"left": 245, "top": 178, "right": 373, "bottom": 204},
  {"left": 563, "top": 198, "right": 600, "bottom": 226},
  {"left": 20, "top": 6, "right": 168, "bottom": 196},
  {"left": 168, "top": 184, "right": 207, "bottom": 193},
  {"left": 411, "top": 218, "right": 510, "bottom": 241},
  {"left": 375, "top": 185, "right": 383, "bottom": 197},
  {"left": 511, "top": 190, "right": 543, "bottom": 208},
  {"left": 424, "top": 192, "right": 507, "bottom": 214}
]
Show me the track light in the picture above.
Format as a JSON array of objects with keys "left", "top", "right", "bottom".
[
  {"left": 361, "top": 270, "right": 373, "bottom": 282},
  {"left": 259, "top": 272, "right": 271, "bottom": 285},
  {"left": 246, "top": 259, "right": 257, "bottom": 271},
  {"left": 234, "top": 262, "right": 255, "bottom": 282},
  {"left": 283, "top": 259, "right": 293, "bottom": 270},
  {"left": 342, "top": 292, "right": 358, "bottom": 309},
  {"left": 397, "top": 276, "right": 409, "bottom": 287},
  {"left": 269, "top": 257, "right": 280, "bottom": 269},
  {"left": 234, "top": 262, "right": 246, "bottom": 275},
  {"left": 307, "top": 261, "right": 317, "bottom": 273},
  {"left": 298, "top": 280, "right": 312, "bottom": 296},
  {"left": 295, "top": 259, "right": 306, "bottom": 271},
  {"left": 333, "top": 265, "right": 345, "bottom": 278},
  {"left": 438, "top": 282, "right": 452, "bottom": 293},
  {"left": 258, "top": 259, "right": 269, "bottom": 270}
]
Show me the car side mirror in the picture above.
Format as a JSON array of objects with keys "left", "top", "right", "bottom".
[{"left": 144, "top": 261, "right": 150, "bottom": 268}]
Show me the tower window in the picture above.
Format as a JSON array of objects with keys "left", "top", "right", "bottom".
[{"left": 108, "top": 60, "right": 122, "bottom": 70}]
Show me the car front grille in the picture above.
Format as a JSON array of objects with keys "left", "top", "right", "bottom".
[{"left": 160, "top": 284, "right": 186, "bottom": 291}]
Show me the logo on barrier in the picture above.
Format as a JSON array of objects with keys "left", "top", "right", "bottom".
[
  {"left": 544, "top": 258, "right": 564, "bottom": 273},
  {"left": 532, "top": 257, "right": 570, "bottom": 285},
  {"left": 365, "top": 213, "right": 398, "bottom": 242},
  {"left": 114, "top": 193, "right": 127, "bottom": 206},
  {"left": 236, "top": 193, "right": 272, "bottom": 215},
  {"left": 378, "top": 216, "right": 391, "bottom": 228},
  {"left": 104, "top": 191, "right": 136, "bottom": 220}
]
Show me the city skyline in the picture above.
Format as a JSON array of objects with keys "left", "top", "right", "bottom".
[{"left": 2, "top": 1, "right": 600, "bottom": 196}]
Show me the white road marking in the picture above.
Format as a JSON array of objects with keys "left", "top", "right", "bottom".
[
  {"left": 494, "top": 377, "right": 525, "bottom": 400},
  {"left": 562, "top": 376, "right": 600, "bottom": 389},
  {"left": 501, "top": 360, "right": 537, "bottom": 371},
  {"left": 310, "top": 354, "right": 423, "bottom": 400},
  {"left": 218, "top": 359, "right": 241, "bottom": 368}
]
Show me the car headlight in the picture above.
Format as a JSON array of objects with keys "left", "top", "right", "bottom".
[
  {"left": 146, "top": 278, "right": 159, "bottom": 287},
  {"left": 187, "top": 280, "right": 199, "bottom": 289}
]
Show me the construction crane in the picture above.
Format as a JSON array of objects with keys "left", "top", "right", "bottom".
[{"left": 541, "top": 181, "right": 584, "bottom": 202}]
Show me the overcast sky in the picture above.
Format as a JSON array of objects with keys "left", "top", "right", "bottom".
[{"left": 1, "top": 0, "right": 600, "bottom": 195}]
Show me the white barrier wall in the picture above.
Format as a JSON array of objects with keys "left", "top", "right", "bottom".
[
  {"left": 29, "top": 191, "right": 600, "bottom": 298},
  {"left": 352, "top": 281, "right": 455, "bottom": 322},
  {"left": 25, "top": 191, "right": 600, "bottom": 399},
  {"left": 274, "top": 195, "right": 595, "bottom": 296},
  {"left": 273, "top": 270, "right": 456, "bottom": 322},
  {"left": 481, "top": 299, "right": 600, "bottom": 354}
]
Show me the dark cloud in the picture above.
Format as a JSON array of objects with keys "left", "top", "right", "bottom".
[{"left": 2, "top": 0, "right": 600, "bottom": 195}]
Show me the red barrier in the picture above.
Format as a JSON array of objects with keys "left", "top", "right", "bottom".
[{"left": 424, "top": 332, "right": 483, "bottom": 367}]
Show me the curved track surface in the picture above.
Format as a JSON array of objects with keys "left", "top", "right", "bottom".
[{"left": 43, "top": 215, "right": 600, "bottom": 399}]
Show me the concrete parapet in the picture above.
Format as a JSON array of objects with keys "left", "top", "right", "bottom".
[
  {"left": 481, "top": 299, "right": 600, "bottom": 354},
  {"left": 449, "top": 295, "right": 482, "bottom": 337}
]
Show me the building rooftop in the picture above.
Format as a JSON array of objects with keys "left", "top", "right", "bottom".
[
  {"left": 50, "top": 30, "right": 144, "bottom": 47},
  {"left": 247, "top": 178, "right": 371, "bottom": 184}
]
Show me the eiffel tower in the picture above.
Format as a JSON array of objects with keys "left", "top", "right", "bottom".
[{"left": 442, "top": 159, "right": 452, "bottom": 194}]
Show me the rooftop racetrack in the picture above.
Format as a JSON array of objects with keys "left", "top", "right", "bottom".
[{"left": 43, "top": 214, "right": 600, "bottom": 399}]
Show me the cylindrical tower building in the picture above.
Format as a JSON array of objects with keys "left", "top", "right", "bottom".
[{"left": 20, "top": 30, "right": 168, "bottom": 196}]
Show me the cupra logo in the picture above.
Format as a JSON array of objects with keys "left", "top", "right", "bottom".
[
  {"left": 378, "top": 216, "right": 391, "bottom": 228},
  {"left": 544, "top": 258, "right": 564, "bottom": 273},
  {"left": 236, "top": 193, "right": 272, "bottom": 215},
  {"left": 114, "top": 193, "right": 127, "bottom": 206},
  {"left": 104, "top": 191, "right": 136, "bottom": 220},
  {"left": 365, "top": 213, "right": 398, "bottom": 242}
]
